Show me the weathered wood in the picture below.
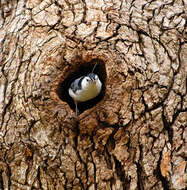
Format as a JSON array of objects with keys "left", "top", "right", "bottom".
[{"left": 0, "top": 0, "right": 186, "bottom": 189}]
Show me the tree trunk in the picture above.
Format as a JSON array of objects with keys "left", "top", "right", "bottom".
[{"left": 0, "top": 0, "right": 186, "bottom": 189}]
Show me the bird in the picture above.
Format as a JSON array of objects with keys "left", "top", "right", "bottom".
[{"left": 69, "top": 73, "right": 102, "bottom": 115}]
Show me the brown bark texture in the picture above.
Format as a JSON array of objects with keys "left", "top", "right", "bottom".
[{"left": 0, "top": 0, "right": 187, "bottom": 189}]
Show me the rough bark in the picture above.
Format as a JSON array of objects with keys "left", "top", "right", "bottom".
[{"left": 0, "top": 0, "right": 186, "bottom": 189}]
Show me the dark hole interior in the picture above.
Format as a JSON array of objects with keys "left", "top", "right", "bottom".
[{"left": 57, "top": 58, "right": 107, "bottom": 114}]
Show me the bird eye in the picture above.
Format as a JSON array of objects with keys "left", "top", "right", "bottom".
[{"left": 86, "top": 79, "right": 89, "bottom": 82}]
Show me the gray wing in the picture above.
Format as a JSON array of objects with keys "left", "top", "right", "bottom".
[{"left": 70, "top": 76, "right": 84, "bottom": 93}]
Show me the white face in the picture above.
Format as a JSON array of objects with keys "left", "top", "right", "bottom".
[
  {"left": 94, "top": 75, "right": 99, "bottom": 80},
  {"left": 85, "top": 76, "right": 92, "bottom": 83},
  {"left": 82, "top": 75, "right": 99, "bottom": 88}
]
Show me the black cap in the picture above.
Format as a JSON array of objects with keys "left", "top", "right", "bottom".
[{"left": 87, "top": 73, "right": 97, "bottom": 80}]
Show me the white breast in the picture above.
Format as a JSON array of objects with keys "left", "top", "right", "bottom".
[{"left": 69, "top": 80, "right": 102, "bottom": 102}]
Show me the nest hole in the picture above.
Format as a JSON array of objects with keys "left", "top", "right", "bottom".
[{"left": 57, "top": 58, "right": 107, "bottom": 114}]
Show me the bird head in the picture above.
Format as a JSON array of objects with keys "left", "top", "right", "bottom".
[{"left": 82, "top": 73, "right": 99, "bottom": 88}]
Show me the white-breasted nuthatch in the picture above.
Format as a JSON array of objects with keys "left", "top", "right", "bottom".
[{"left": 69, "top": 73, "right": 102, "bottom": 115}]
